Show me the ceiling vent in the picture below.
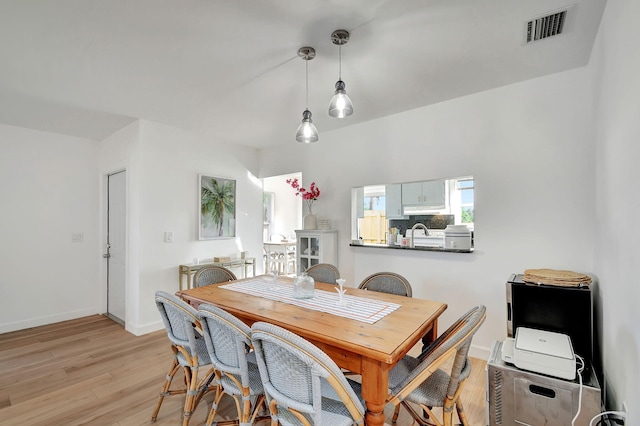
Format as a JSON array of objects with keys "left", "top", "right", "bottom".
[{"left": 524, "top": 6, "right": 572, "bottom": 44}]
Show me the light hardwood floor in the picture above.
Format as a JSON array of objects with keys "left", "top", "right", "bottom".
[{"left": 0, "top": 315, "right": 487, "bottom": 425}]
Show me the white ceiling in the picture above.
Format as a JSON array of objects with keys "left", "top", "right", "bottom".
[{"left": 0, "top": 0, "right": 606, "bottom": 148}]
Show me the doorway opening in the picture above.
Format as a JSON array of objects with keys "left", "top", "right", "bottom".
[
  {"left": 262, "top": 172, "right": 302, "bottom": 242},
  {"left": 105, "top": 170, "right": 126, "bottom": 326},
  {"left": 262, "top": 172, "right": 302, "bottom": 275}
]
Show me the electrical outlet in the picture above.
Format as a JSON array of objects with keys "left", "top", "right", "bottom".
[{"left": 164, "top": 231, "right": 174, "bottom": 243}]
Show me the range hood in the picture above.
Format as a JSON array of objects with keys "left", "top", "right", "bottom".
[{"left": 403, "top": 205, "right": 446, "bottom": 215}]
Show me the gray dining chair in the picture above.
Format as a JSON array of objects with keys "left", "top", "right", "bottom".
[
  {"left": 306, "top": 263, "right": 340, "bottom": 284},
  {"left": 358, "top": 272, "right": 436, "bottom": 351},
  {"left": 357, "top": 272, "right": 413, "bottom": 297},
  {"left": 197, "top": 304, "right": 267, "bottom": 426},
  {"left": 387, "top": 305, "right": 487, "bottom": 426},
  {"left": 152, "top": 291, "right": 216, "bottom": 426},
  {"left": 193, "top": 266, "right": 237, "bottom": 288},
  {"left": 250, "top": 321, "right": 365, "bottom": 426}
]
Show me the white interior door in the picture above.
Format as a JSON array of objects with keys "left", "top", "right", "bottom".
[{"left": 106, "top": 171, "right": 126, "bottom": 325}]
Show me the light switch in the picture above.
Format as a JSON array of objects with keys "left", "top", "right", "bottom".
[
  {"left": 165, "top": 232, "right": 174, "bottom": 243},
  {"left": 72, "top": 232, "right": 84, "bottom": 243}
]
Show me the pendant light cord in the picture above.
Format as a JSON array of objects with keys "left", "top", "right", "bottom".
[
  {"left": 305, "top": 58, "right": 309, "bottom": 109},
  {"left": 338, "top": 44, "right": 342, "bottom": 80}
]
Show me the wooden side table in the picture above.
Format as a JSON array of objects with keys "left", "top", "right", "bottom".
[{"left": 179, "top": 257, "right": 255, "bottom": 289}]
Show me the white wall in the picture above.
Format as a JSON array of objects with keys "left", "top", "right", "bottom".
[
  {"left": 0, "top": 119, "right": 263, "bottom": 337},
  {"left": 131, "top": 120, "right": 263, "bottom": 334},
  {"left": 259, "top": 66, "right": 597, "bottom": 360},
  {"left": 0, "top": 124, "right": 100, "bottom": 333},
  {"left": 592, "top": 0, "right": 640, "bottom": 413}
]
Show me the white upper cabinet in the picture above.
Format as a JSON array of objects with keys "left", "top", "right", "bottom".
[
  {"left": 401, "top": 180, "right": 446, "bottom": 208},
  {"left": 385, "top": 184, "right": 404, "bottom": 219}
]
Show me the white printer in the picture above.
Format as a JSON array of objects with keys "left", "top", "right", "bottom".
[{"left": 502, "top": 327, "right": 576, "bottom": 380}]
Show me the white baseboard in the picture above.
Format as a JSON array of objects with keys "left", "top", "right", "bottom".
[
  {"left": 469, "top": 343, "right": 491, "bottom": 361},
  {"left": 126, "top": 320, "right": 164, "bottom": 336},
  {"left": 0, "top": 307, "right": 100, "bottom": 334}
]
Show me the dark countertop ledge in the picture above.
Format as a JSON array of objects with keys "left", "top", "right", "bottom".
[{"left": 349, "top": 243, "right": 473, "bottom": 254}]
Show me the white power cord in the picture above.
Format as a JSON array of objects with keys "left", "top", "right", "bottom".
[
  {"left": 570, "top": 353, "right": 628, "bottom": 426},
  {"left": 571, "top": 354, "right": 586, "bottom": 426},
  {"left": 590, "top": 410, "right": 627, "bottom": 426}
]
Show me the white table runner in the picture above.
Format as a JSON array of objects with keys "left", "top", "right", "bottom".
[{"left": 220, "top": 277, "right": 400, "bottom": 324}]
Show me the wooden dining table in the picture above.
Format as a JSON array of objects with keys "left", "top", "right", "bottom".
[{"left": 176, "top": 276, "right": 447, "bottom": 426}]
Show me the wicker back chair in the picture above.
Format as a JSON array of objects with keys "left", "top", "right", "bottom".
[
  {"left": 387, "top": 305, "right": 487, "bottom": 426},
  {"left": 358, "top": 272, "right": 433, "bottom": 359},
  {"left": 357, "top": 272, "right": 413, "bottom": 297},
  {"left": 152, "top": 291, "right": 215, "bottom": 425},
  {"left": 193, "top": 266, "right": 237, "bottom": 288},
  {"left": 197, "top": 304, "right": 267, "bottom": 426},
  {"left": 250, "top": 322, "right": 365, "bottom": 426},
  {"left": 306, "top": 263, "right": 340, "bottom": 284}
]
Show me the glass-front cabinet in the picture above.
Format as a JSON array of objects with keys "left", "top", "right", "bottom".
[{"left": 295, "top": 229, "right": 338, "bottom": 273}]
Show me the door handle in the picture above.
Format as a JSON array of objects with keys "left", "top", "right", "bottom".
[{"left": 103, "top": 253, "right": 111, "bottom": 258}]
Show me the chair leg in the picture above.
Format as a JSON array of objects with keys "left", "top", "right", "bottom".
[
  {"left": 456, "top": 399, "right": 470, "bottom": 426},
  {"left": 443, "top": 396, "right": 457, "bottom": 426},
  {"left": 204, "top": 381, "right": 226, "bottom": 426},
  {"left": 401, "top": 401, "right": 441, "bottom": 426},
  {"left": 183, "top": 364, "right": 218, "bottom": 426},
  {"left": 392, "top": 404, "right": 401, "bottom": 424},
  {"left": 194, "top": 368, "right": 217, "bottom": 419},
  {"left": 152, "top": 348, "right": 182, "bottom": 422},
  {"left": 249, "top": 394, "right": 267, "bottom": 424},
  {"left": 241, "top": 393, "right": 252, "bottom": 424},
  {"left": 182, "top": 365, "right": 198, "bottom": 426},
  {"left": 269, "top": 399, "right": 279, "bottom": 426},
  {"left": 449, "top": 378, "right": 469, "bottom": 426}
]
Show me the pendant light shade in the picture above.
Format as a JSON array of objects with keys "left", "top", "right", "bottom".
[
  {"left": 329, "top": 80, "right": 353, "bottom": 118},
  {"left": 328, "top": 29, "right": 353, "bottom": 118},
  {"left": 295, "top": 109, "right": 319, "bottom": 143},
  {"left": 296, "top": 47, "right": 319, "bottom": 143}
]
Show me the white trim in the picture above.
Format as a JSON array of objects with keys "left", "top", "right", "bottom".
[
  {"left": 469, "top": 343, "right": 491, "bottom": 361},
  {"left": 0, "top": 308, "right": 100, "bottom": 334},
  {"left": 126, "top": 320, "right": 164, "bottom": 336}
]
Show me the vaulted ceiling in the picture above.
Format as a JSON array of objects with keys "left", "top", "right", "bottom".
[{"left": 0, "top": 0, "right": 606, "bottom": 148}]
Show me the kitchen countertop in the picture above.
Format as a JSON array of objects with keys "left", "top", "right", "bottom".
[{"left": 349, "top": 243, "right": 473, "bottom": 253}]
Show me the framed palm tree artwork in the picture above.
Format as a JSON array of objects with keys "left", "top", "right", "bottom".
[{"left": 199, "top": 174, "right": 236, "bottom": 239}]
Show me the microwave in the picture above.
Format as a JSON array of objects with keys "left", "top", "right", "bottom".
[{"left": 506, "top": 274, "right": 594, "bottom": 365}]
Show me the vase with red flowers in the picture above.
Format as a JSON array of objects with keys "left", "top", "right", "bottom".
[{"left": 286, "top": 178, "right": 320, "bottom": 229}]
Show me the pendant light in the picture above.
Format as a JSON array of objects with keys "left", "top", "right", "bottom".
[
  {"left": 295, "top": 47, "right": 319, "bottom": 143},
  {"left": 328, "top": 29, "right": 353, "bottom": 118}
]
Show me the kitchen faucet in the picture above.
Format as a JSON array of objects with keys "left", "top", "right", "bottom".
[{"left": 409, "top": 223, "right": 429, "bottom": 248}]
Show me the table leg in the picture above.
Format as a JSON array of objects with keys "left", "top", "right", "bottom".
[
  {"left": 361, "top": 357, "right": 389, "bottom": 426},
  {"left": 420, "top": 322, "right": 437, "bottom": 352},
  {"left": 179, "top": 266, "right": 193, "bottom": 290}
]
